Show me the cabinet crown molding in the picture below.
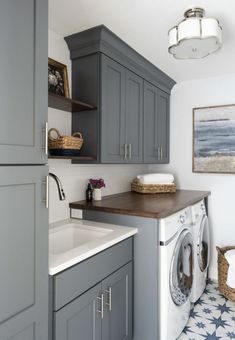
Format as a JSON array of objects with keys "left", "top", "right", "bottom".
[{"left": 65, "top": 25, "right": 176, "bottom": 94}]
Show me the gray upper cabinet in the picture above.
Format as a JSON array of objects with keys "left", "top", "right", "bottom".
[
  {"left": 101, "top": 55, "right": 143, "bottom": 163},
  {"left": 0, "top": 166, "right": 48, "bottom": 340},
  {"left": 55, "top": 283, "right": 102, "bottom": 340},
  {"left": 144, "top": 81, "right": 170, "bottom": 163},
  {"left": 125, "top": 71, "right": 143, "bottom": 163},
  {"left": 102, "top": 262, "right": 133, "bottom": 340},
  {"left": 157, "top": 89, "right": 170, "bottom": 163},
  {"left": 101, "top": 55, "right": 126, "bottom": 163},
  {"left": 65, "top": 25, "right": 175, "bottom": 164},
  {"left": 0, "top": 0, "right": 48, "bottom": 165}
]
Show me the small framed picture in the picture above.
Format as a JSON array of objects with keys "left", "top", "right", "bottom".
[
  {"left": 48, "top": 58, "right": 70, "bottom": 98},
  {"left": 193, "top": 104, "right": 235, "bottom": 173}
]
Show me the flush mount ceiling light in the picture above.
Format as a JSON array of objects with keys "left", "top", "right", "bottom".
[{"left": 168, "top": 7, "right": 222, "bottom": 59}]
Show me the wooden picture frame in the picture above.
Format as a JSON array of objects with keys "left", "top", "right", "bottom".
[
  {"left": 48, "top": 58, "right": 70, "bottom": 98},
  {"left": 193, "top": 104, "right": 235, "bottom": 173}
]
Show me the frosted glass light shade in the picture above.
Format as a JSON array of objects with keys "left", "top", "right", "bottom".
[{"left": 168, "top": 13, "right": 222, "bottom": 59}]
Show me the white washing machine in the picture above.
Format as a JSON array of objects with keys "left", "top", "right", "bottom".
[
  {"left": 159, "top": 207, "right": 194, "bottom": 340},
  {"left": 190, "top": 199, "right": 210, "bottom": 303}
]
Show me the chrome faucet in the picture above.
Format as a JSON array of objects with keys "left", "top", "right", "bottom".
[{"left": 49, "top": 172, "right": 66, "bottom": 201}]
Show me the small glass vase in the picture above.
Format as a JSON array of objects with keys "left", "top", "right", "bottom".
[{"left": 93, "top": 188, "right": 102, "bottom": 201}]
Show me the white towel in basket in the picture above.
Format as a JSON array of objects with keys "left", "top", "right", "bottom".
[
  {"left": 137, "top": 173, "right": 174, "bottom": 184},
  {"left": 225, "top": 249, "right": 235, "bottom": 289}
]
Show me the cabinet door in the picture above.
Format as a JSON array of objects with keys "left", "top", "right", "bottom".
[
  {"left": 125, "top": 71, "right": 143, "bottom": 163},
  {"left": 101, "top": 54, "right": 126, "bottom": 163},
  {"left": 144, "top": 82, "right": 170, "bottom": 163},
  {"left": 102, "top": 262, "right": 133, "bottom": 340},
  {"left": 55, "top": 283, "right": 102, "bottom": 340},
  {"left": 0, "top": 166, "right": 48, "bottom": 340},
  {"left": 0, "top": 0, "right": 48, "bottom": 164},
  {"left": 143, "top": 81, "right": 158, "bottom": 163},
  {"left": 157, "top": 89, "right": 170, "bottom": 163}
]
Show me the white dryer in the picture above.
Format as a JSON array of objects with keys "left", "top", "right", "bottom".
[
  {"left": 159, "top": 207, "right": 194, "bottom": 340},
  {"left": 190, "top": 199, "right": 210, "bottom": 303}
]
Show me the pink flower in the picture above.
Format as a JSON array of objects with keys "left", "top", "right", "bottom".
[{"left": 89, "top": 178, "right": 106, "bottom": 189}]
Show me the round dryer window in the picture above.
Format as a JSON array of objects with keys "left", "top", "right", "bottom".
[
  {"left": 198, "top": 215, "right": 210, "bottom": 272},
  {"left": 169, "top": 229, "right": 193, "bottom": 306}
]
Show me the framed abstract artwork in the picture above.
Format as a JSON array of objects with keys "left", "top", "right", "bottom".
[{"left": 193, "top": 104, "right": 235, "bottom": 173}]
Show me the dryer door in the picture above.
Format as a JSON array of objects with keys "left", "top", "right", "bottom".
[
  {"left": 198, "top": 215, "right": 210, "bottom": 272},
  {"left": 170, "top": 228, "right": 193, "bottom": 306}
]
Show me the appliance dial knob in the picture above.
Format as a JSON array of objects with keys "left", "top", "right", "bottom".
[{"left": 180, "top": 215, "right": 185, "bottom": 224}]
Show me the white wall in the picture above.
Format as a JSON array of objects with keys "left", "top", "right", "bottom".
[
  {"left": 48, "top": 30, "right": 147, "bottom": 223},
  {"left": 149, "top": 74, "right": 235, "bottom": 279}
]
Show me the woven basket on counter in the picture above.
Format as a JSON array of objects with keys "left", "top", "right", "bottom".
[
  {"left": 217, "top": 246, "right": 235, "bottom": 302},
  {"left": 131, "top": 179, "right": 176, "bottom": 194},
  {"left": 48, "top": 128, "right": 83, "bottom": 156}
]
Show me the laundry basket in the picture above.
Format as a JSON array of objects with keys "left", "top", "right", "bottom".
[
  {"left": 216, "top": 246, "right": 235, "bottom": 302},
  {"left": 48, "top": 128, "right": 83, "bottom": 156}
]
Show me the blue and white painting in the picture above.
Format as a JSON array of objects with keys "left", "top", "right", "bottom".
[{"left": 193, "top": 105, "right": 235, "bottom": 173}]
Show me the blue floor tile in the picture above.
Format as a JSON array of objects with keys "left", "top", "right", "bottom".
[{"left": 178, "top": 280, "right": 235, "bottom": 339}]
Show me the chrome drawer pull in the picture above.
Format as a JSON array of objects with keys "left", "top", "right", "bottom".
[
  {"left": 129, "top": 144, "right": 132, "bottom": 159},
  {"left": 41, "top": 122, "right": 48, "bottom": 155},
  {"left": 42, "top": 176, "right": 49, "bottom": 209},
  {"left": 105, "top": 287, "right": 112, "bottom": 311},
  {"left": 97, "top": 294, "right": 104, "bottom": 319},
  {"left": 124, "top": 144, "right": 128, "bottom": 159}
]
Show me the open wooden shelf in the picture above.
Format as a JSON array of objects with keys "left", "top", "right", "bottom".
[
  {"left": 48, "top": 93, "right": 96, "bottom": 112},
  {"left": 48, "top": 155, "right": 96, "bottom": 161}
]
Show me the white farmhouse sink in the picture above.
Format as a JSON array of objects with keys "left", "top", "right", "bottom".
[
  {"left": 50, "top": 223, "right": 112, "bottom": 255},
  {"left": 49, "top": 219, "right": 137, "bottom": 275}
]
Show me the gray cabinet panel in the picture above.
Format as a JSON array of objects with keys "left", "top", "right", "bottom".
[
  {"left": 157, "top": 89, "right": 170, "bottom": 163},
  {"left": 125, "top": 71, "right": 143, "bottom": 163},
  {"left": 0, "top": 0, "right": 48, "bottom": 164},
  {"left": 0, "top": 184, "right": 35, "bottom": 322},
  {"left": 143, "top": 81, "right": 158, "bottom": 163},
  {"left": 101, "top": 55, "right": 143, "bottom": 163},
  {"left": 102, "top": 262, "right": 133, "bottom": 340},
  {"left": 144, "top": 81, "right": 170, "bottom": 163},
  {"left": 5, "top": 324, "right": 34, "bottom": 340},
  {"left": 55, "top": 283, "right": 102, "bottom": 340},
  {"left": 0, "top": 166, "right": 48, "bottom": 340},
  {"left": 101, "top": 54, "right": 126, "bottom": 163}
]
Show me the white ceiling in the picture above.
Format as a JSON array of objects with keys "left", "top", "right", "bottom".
[{"left": 49, "top": 0, "right": 235, "bottom": 82}]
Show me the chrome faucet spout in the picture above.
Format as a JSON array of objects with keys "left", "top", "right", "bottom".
[{"left": 49, "top": 172, "right": 66, "bottom": 201}]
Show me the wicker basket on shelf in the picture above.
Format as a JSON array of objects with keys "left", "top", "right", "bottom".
[
  {"left": 48, "top": 128, "right": 83, "bottom": 156},
  {"left": 217, "top": 246, "right": 235, "bottom": 302},
  {"left": 131, "top": 179, "right": 176, "bottom": 194}
]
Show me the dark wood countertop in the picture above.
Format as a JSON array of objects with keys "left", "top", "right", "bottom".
[{"left": 69, "top": 190, "right": 210, "bottom": 219}]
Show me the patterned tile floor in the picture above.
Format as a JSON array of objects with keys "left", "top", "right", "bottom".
[{"left": 178, "top": 279, "right": 235, "bottom": 339}]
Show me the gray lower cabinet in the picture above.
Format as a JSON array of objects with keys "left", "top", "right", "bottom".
[
  {"left": 144, "top": 81, "right": 170, "bottom": 163},
  {"left": 0, "top": 0, "right": 48, "bottom": 164},
  {"left": 55, "top": 283, "right": 102, "bottom": 340},
  {"left": 101, "top": 55, "right": 143, "bottom": 163},
  {"left": 0, "top": 166, "right": 48, "bottom": 340},
  {"left": 54, "top": 263, "right": 132, "bottom": 340},
  {"left": 51, "top": 239, "right": 133, "bottom": 340},
  {"left": 102, "top": 262, "right": 132, "bottom": 340}
]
